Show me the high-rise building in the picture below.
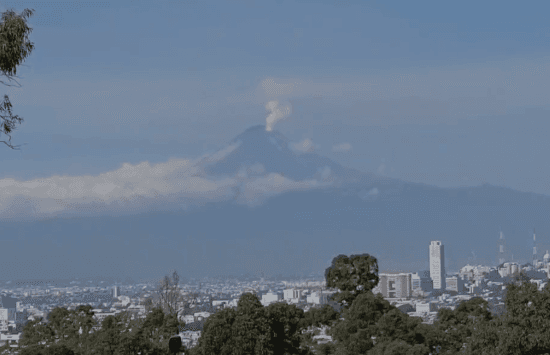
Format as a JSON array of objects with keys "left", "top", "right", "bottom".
[
  {"left": 533, "top": 228, "right": 537, "bottom": 265},
  {"left": 497, "top": 230, "right": 506, "bottom": 265},
  {"left": 430, "top": 241, "right": 446, "bottom": 290}
]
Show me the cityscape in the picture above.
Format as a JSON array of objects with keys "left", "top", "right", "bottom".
[{"left": 1, "top": 231, "right": 548, "bottom": 350}]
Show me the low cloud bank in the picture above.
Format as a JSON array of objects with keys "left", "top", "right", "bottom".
[{"left": 0, "top": 147, "right": 333, "bottom": 221}]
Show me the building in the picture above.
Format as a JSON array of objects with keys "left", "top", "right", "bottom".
[
  {"left": 497, "top": 231, "right": 506, "bottom": 265},
  {"left": 181, "top": 315, "right": 195, "bottom": 324},
  {"left": 498, "top": 262, "right": 520, "bottom": 278},
  {"left": 112, "top": 286, "right": 120, "bottom": 298},
  {"left": 445, "top": 275, "right": 466, "bottom": 292},
  {"left": 0, "top": 309, "right": 7, "bottom": 332},
  {"left": 307, "top": 291, "right": 329, "bottom": 305},
  {"left": 261, "top": 291, "right": 282, "bottom": 306},
  {"left": 412, "top": 270, "right": 433, "bottom": 292},
  {"left": 373, "top": 273, "right": 412, "bottom": 299},
  {"left": 283, "top": 288, "right": 303, "bottom": 303},
  {"left": 416, "top": 302, "right": 437, "bottom": 313},
  {"left": 430, "top": 241, "right": 446, "bottom": 290}
]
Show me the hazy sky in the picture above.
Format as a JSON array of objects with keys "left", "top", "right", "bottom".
[{"left": 2, "top": 0, "right": 550, "bottom": 221}]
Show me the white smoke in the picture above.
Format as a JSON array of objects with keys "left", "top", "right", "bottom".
[{"left": 265, "top": 100, "right": 291, "bottom": 131}]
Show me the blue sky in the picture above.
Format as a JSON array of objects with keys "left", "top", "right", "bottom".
[{"left": 1, "top": 0, "right": 550, "bottom": 222}]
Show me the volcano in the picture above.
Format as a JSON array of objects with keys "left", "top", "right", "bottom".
[
  {"left": 5, "top": 124, "right": 550, "bottom": 281},
  {"left": 202, "top": 124, "right": 370, "bottom": 183}
]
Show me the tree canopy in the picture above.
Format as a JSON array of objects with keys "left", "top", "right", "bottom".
[
  {"left": 324, "top": 253, "right": 380, "bottom": 309},
  {"left": 0, "top": 7, "right": 35, "bottom": 149}
]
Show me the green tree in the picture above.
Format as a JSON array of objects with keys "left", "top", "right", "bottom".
[
  {"left": 68, "top": 305, "right": 96, "bottom": 354},
  {"left": 19, "top": 343, "right": 75, "bottom": 355},
  {"left": 372, "top": 308, "right": 428, "bottom": 348},
  {"left": 433, "top": 297, "right": 494, "bottom": 354},
  {"left": 194, "top": 293, "right": 313, "bottom": 355},
  {"left": 329, "top": 292, "right": 395, "bottom": 355},
  {"left": 231, "top": 293, "right": 272, "bottom": 355},
  {"left": 19, "top": 317, "right": 56, "bottom": 349},
  {"left": 301, "top": 304, "right": 340, "bottom": 329},
  {"left": 264, "top": 302, "right": 311, "bottom": 355},
  {"left": 0, "top": 7, "right": 35, "bottom": 149},
  {"left": 324, "top": 254, "right": 380, "bottom": 310},
  {"left": 483, "top": 280, "right": 550, "bottom": 355},
  {"left": 94, "top": 314, "right": 123, "bottom": 355},
  {"left": 47, "top": 307, "right": 73, "bottom": 343},
  {"left": 135, "top": 305, "right": 185, "bottom": 354},
  {"left": 194, "top": 307, "right": 237, "bottom": 355}
]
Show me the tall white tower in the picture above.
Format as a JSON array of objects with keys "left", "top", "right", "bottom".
[
  {"left": 498, "top": 230, "right": 506, "bottom": 265},
  {"left": 430, "top": 241, "right": 446, "bottom": 290},
  {"left": 533, "top": 228, "right": 537, "bottom": 265}
]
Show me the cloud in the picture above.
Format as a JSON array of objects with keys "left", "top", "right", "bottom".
[
  {"left": 290, "top": 138, "right": 316, "bottom": 154},
  {"left": 332, "top": 143, "right": 352, "bottom": 152},
  {"left": 0, "top": 146, "right": 332, "bottom": 221}
]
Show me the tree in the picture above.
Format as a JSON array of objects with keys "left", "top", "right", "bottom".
[
  {"left": 154, "top": 270, "right": 186, "bottom": 318},
  {"left": 432, "top": 297, "right": 494, "bottom": 354},
  {"left": 94, "top": 314, "right": 124, "bottom": 355},
  {"left": 301, "top": 304, "right": 340, "bottom": 329},
  {"left": 484, "top": 280, "right": 550, "bottom": 355},
  {"left": 329, "top": 292, "right": 395, "bottom": 355},
  {"left": 231, "top": 293, "right": 273, "bottom": 355},
  {"left": 0, "top": 7, "right": 35, "bottom": 149},
  {"left": 194, "top": 307, "right": 237, "bottom": 355},
  {"left": 47, "top": 307, "right": 72, "bottom": 343},
  {"left": 373, "top": 308, "right": 428, "bottom": 348},
  {"left": 136, "top": 305, "right": 185, "bottom": 353},
  {"left": 324, "top": 254, "right": 380, "bottom": 310},
  {"left": 264, "top": 302, "right": 311, "bottom": 355},
  {"left": 194, "top": 293, "right": 313, "bottom": 355},
  {"left": 19, "top": 317, "right": 56, "bottom": 349}
]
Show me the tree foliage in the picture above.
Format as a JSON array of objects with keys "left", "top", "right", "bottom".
[
  {"left": 0, "top": 7, "right": 35, "bottom": 149},
  {"left": 324, "top": 254, "right": 379, "bottom": 309},
  {"left": 194, "top": 292, "right": 313, "bottom": 355}
]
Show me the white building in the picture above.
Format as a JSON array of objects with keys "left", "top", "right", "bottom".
[
  {"left": 181, "top": 315, "right": 195, "bottom": 324},
  {"left": 0, "top": 333, "right": 19, "bottom": 347},
  {"left": 261, "top": 291, "right": 282, "bottom": 306},
  {"left": 416, "top": 302, "right": 437, "bottom": 313},
  {"left": 373, "top": 273, "right": 413, "bottom": 299},
  {"left": 92, "top": 310, "right": 117, "bottom": 323},
  {"left": 283, "top": 289, "right": 303, "bottom": 303},
  {"left": 193, "top": 312, "right": 211, "bottom": 321},
  {"left": 430, "top": 241, "right": 446, "bottom": 290},
  {"left": 212, "top": 300, "right": 230, "bottom": 307},
  {"left": 498, "top": 262, "right": 520, "bottom": 278},
  {"left": 0, "top": 309, "right": 8, "bottom": 332},
  {"left": 307, "top": 291, "right": 328, "bottom": 305}
]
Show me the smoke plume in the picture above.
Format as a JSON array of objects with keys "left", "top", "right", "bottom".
[{"left": 265, "top": 100, "right": 291, "bottom": 131}]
